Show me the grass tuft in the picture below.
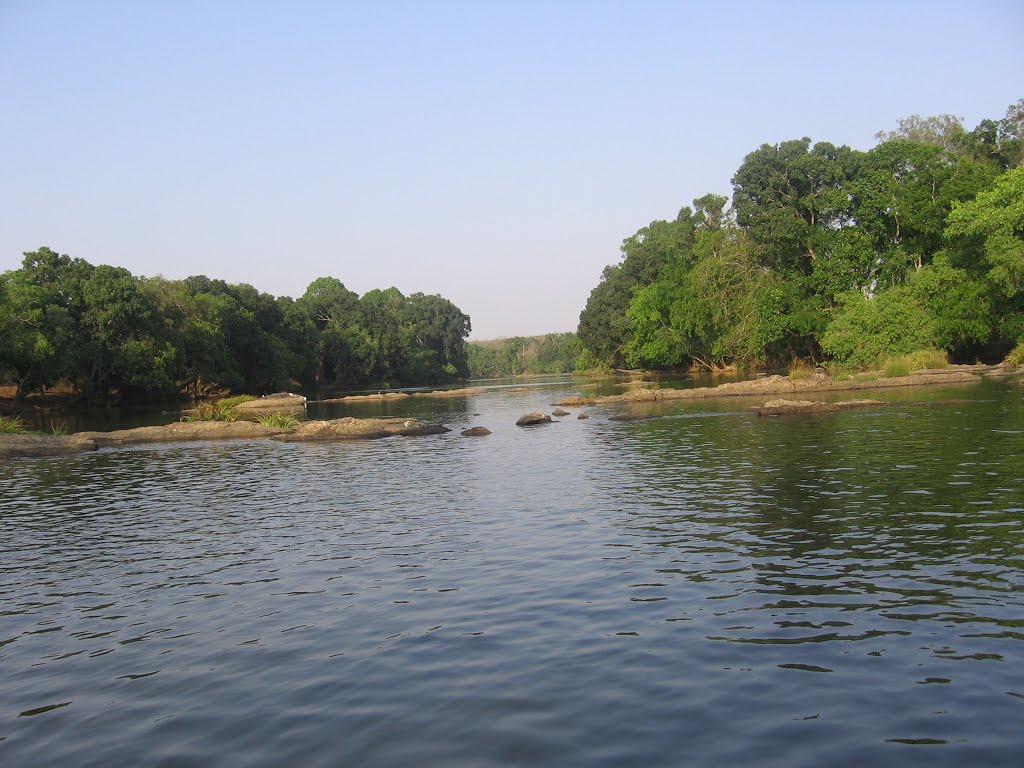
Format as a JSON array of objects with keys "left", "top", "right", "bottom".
[
  {"left": 255, "top": 412, "right": 300, "bottom": 429},
  {"left": 787, "top": 360, "right": 816, "bottom": 380},
  {"left": 184, "top": 395, "right": 258, "bottom": 423},
  {"left": 0, "top": 415, "right": 27, "bottom": 434},
  {"left": 883, "top": 359, "right": 911, "bottom": 378},
  {"left": 1005, "top": 342, "right": 1024, "bottom": 366}
]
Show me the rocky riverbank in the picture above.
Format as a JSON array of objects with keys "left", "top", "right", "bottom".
[
  {"left": 3, "top": 365, "right": 1015, "bottom": 459},
  {"left": 554, "top": 366, "right": 1011, "bottom": 406},
  {"left": 0, "top": 417, "right": 452, "bottom": 458}
]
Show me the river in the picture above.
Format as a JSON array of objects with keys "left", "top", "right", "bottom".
[{"left": 2, "top": 377, "right": 1022, "bottom": 766}]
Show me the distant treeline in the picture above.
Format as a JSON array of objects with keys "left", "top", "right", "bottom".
[
  {"left": 578, "top": 100, "right": 1024, "bottom": 370},
  {"left": 0, "top": 248, "right": 471, "bottom": 400},
  {"left": 468, "top": 333, "right": 585, "bottom": 378}
]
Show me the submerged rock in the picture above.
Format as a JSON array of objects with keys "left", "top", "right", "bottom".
[
  {"left": 756, "top": 398, "right": 885, "bottom": 416},
  {"left": 461, "top": 426, "right": 492, "bottom": 437},
  {"left": 551, "top": 409, "right": 571, "bottom": 417},
  {"left": 608, "top": 412, "right": 656, "bottom": 421},
  {"left": 516, "top": 412, "right": 552, "bottom": 426},
  {"left": 0, "top": 434, "right": 98, "bottom": 458},
  {"left": 577, "top": 412, "right": 590, "bottom": 420}
]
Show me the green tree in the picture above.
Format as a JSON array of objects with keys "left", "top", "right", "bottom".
[
  {"left": 299, "top": 277, "right": 369, "bottom": 387},
  {"left": 732, "top": 138, "right": 859, "bottom": 276},
  {"left": 578, "top": 211, "right": 697, "bottom": 366},
  {"left": 946, "top": 164, "right": 1024, "bottom": 346},
  {"left": 77, "top": 265, "right": 176, "bottom": 397},
  {"left": 853, "top": 140, "right": 997, "bottom": 283},
  {"left": 1, "top": 248, "right": 92, "bottom": 396},
  {"left": 400, "top": 293, "right": 471, "bottom": 382}
]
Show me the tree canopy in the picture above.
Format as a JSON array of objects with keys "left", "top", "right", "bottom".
[
  {"left": 577, "top": 98, "right": 1023, "bottom": 370},
  {"left": 0, "top": 249, "right": 472, "bottom": 400}
]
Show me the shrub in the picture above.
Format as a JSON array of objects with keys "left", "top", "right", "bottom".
[
  {"left": 902, "top": 348, "right": 949, "bottom": 371},
  {"left": 882, "top": 349, "right": 948, "bottom": 378},
  {"left": 883, "top": 358, "right": 911, "bottom": 378},
  {"left": 821, "top": 289, "right": 935, "bottom": 369}
]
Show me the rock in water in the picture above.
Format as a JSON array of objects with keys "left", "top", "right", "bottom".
[
  {"left": 233, "top": 392, "right": 306, "bottom": 413},
  {"left": 516, "top": 412, "right": 552, "bottom": 426},
  {"left": 461, "top": 427, "right": 492, "bottom": 437},
  {"left": 284, "top": 417, "right": 450, "bottom": 440}
]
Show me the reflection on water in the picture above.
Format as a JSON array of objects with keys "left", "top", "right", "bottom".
[{"left": 1, "top": 379, "right": 1022, "bottom": 767}]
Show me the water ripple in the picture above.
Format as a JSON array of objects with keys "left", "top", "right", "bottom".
[{"left": 1, "top": 381, "right": 1022, "bottom": 766}]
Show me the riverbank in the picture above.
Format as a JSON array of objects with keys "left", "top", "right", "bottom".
[{"left": 2, "top": 365, "right": 1017, "bottom": 459}]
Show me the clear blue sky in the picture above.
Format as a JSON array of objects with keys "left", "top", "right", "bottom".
[{"left": 2, "top": 1, "right": 1021, "bottom": 339}]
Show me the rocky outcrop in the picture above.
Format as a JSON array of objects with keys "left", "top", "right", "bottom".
[
  {"left": 279, "top": 417, "right": 450, "bottom": 441},
  {"left": 516, "top": 412, "right": 552, "bottom": 426},
  {"left": 461, "top": 426, "right": 492, "bottom": 437},
  {"left": 554, "top": 370, "right": 982, "bottom": 407},
  {"left": 552, "top": 409, "right": 570, "bottom": 417},
  {"left": 76, "top": 421, "right": 291, "bottom": 446},
  {"left": 319, "top": 387, "right": 486, "bottom": 404},
  {"left": 233, "top": 393, "right": 306, "bottom": 413},
  {"left": 0, "top": 434, "right": 98, "bottom": 459}
]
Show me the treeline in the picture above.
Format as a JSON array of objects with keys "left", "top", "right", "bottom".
[
  {"left": 467, "top": 333, "right": 585, "bottom": 378},
  {"left": 578, "top": 100, "right": 1024, "bottom": 370},
  {"left": 0, "top": 248, "right": 471, "bottom": 400}
]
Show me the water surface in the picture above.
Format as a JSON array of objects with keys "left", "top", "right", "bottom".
[{"left": 2, "top": 378, "right": 1022, "bottom": 766}]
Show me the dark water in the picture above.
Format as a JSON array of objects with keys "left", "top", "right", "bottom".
[{"left": 2, "top": 378, "right": 1022, "bottom": 766}]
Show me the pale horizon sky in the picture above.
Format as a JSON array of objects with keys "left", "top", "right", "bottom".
[{"left": 2, "top": 1, "right": 1022, "bottom": 339}]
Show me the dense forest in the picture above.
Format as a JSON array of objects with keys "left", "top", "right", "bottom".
[
  {"left": 0, "top": 250, "right": 471, "bottom": 400},
  {"left": 467, "top": 333, "right": 585, "bottom": 378},
  {"left": 578, "top": 100, "right": 1024, "bottom": 370}
]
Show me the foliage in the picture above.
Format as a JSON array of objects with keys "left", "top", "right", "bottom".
[
  {"left": 255, "top": 412, "right": 300, "bottom": 429},
  {"left": 900, "top": 348, "right": 949, "bottom": 370},
  {"left": 0, "top": 251, "right": 472, "bottom": 400},
  {"left": 883, "top": 358, "right": 911, "bottom": 378},
  {"left": 1005, "top": 342, "right": 1024, "bottom": 365},
  {"left": 468, "top": 333, "right": 584, "bottom": 377},
  {"left": 820, "top": 289, "right": 935, "bottom": 368},
  {"left": 946, "top": 165, "right": 1024, "bottom": 299},
  {"left": 219, "top": 395, "right": 257, "bottom": 410},
  {"left": 183, "top": 395, "right": 260, "bottom": 422},
  {"left": 788, "top": 361, "right": 816, "bottom": 380},
  {"left": 0, "top": 415, "right": 26, "bottom": 433},
  {"left": 575, "top": 98, "right": 1023, "bottom": 371}
]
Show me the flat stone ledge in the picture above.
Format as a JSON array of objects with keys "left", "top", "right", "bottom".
[{"left": 0, "top": 434, "right": 98, "bottom": 458}]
